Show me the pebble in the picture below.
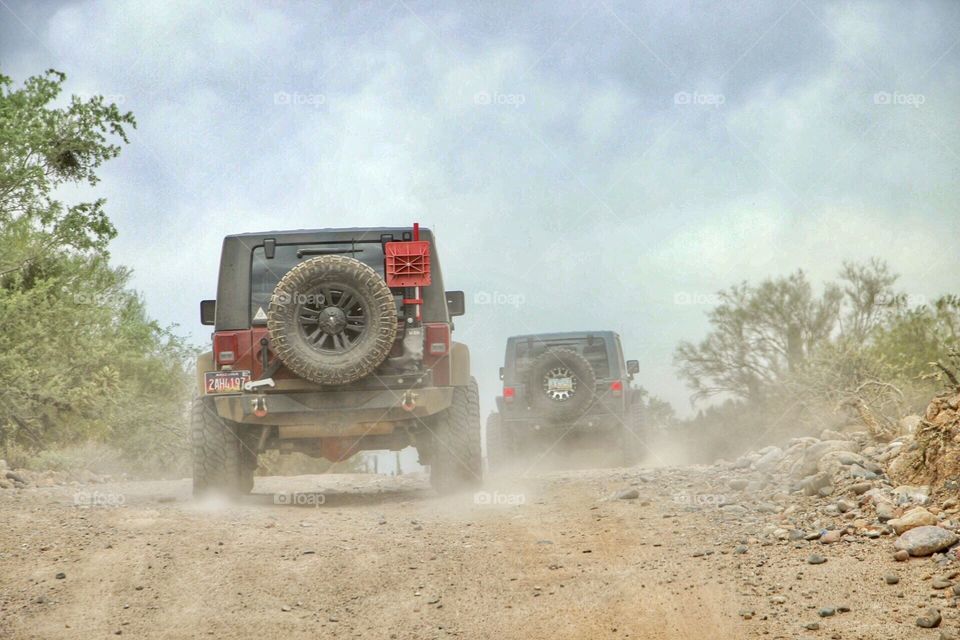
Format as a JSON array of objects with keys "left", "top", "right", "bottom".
[
  {"left": 614, "top": 488, "right": 639, "bottom": 500},
  {"left": 807, "top": 554, "right": 827, "bottom": 565},
  {"left": 893, "top": 550, "right": 910, "bottom": 562},
  {"left": 917, "top": 608, "right": 942, "bottom": 628},
  {"left": 55, "top": 573, "right": 66, "bottom": 580},
  {"left": 804, "top": 622, "right": 820, "bottom": 630},
  {"left": 818, "top": 607, "right": 835, "bottom": 617},
  {"left": 884, "top": 574, "right": 900, "bottom": 585},
  {"left": 933, "top": 577, "right": 953, "bottom": 590}
]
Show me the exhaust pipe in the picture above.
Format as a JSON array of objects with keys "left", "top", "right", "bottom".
[
  {"left": 252, "top": 396, "right": 268, "bottom": 418},
  {"left": 401, "top": 391, "right": 418, "bottom": 412}
]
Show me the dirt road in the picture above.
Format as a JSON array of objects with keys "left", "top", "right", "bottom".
[{"left": 0, "top": 466, "right": 949, "bottom": 639}]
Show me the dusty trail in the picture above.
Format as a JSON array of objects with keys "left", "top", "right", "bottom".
[{"left": 0, "top": 467, "right": 937, "bottom": 639}]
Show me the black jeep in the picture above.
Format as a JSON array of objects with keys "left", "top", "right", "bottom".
[
  {"left": 193, "top": 225, "right": 482, "bottom": 495},
  {"left": 486, "top": 331, "right": 644, "bottom": 470}
]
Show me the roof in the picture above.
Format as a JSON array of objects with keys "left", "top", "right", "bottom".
[{"left": 507, "top": 330, "right": 618, "bottom": 342}]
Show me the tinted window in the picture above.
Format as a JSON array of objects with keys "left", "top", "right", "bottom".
[
  {"left": 514, "top": 337, "right": 611, "bottom": 378},
  {"left": 250, "top": 243, "right": 387, "bottom": 325}
]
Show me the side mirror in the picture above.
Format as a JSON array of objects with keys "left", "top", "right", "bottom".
[
  {"left": 499, "top": 367, "right": 505, "bottom": 380},
  {"left": 446, "top": 290, "right": 465, "bottom": 317},
  {"left": 200, "top": 300, "right": 217, "bottom": 326},
  {"left": 626, "top": 360, "right": 640, "bottom": 375}
]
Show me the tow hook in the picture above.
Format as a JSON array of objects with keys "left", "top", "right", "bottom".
[
  {"left": 244, "top": 377, "right": 275, "bottom": 392},
  {"left": 401, "top": 391, "right": 418, "bottom": 412},
  {"left": 252, "top": 396, "right": 268, "bottom": 418}
]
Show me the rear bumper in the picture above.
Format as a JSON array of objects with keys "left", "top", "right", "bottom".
[
  {"left": 212, "top": 387, "right": 453, "bottom": 430},
  {"left": 501, "top": 411, "right": 624, "bottom": 434}
]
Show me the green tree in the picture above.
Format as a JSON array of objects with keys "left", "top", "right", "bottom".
[{"left": 0, "top": 69, "right": 192, "bottom": 473}]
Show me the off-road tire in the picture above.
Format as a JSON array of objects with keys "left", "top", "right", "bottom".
[
  {"left": 429, "top": 379, "right": 483, "bottom": 493},
  {"left": 191, "top": 397, "right": 253, "bottom": 496},
  {"left": 267, "top": 255, "right": 398, "bottom": 386},
  {"left": 485, "top": 412, "right": 505, "bottom": 473},
  {"left": 621, "top": 400, "right": 645, "bottom": 466},
  {"left": 525, "top": 348, "right": 596, "bottom": 421}
]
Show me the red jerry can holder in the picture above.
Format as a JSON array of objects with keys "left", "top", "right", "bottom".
[{"left": 385, "top": 241, "right": 432, "bottom": 288}]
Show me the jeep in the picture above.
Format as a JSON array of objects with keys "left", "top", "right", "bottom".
[
  {"left": 192, "top": 225, "right": 482, "bottom": 495},
  {"left": 486, "top": 331, "right": 643, "bottom": 470}
]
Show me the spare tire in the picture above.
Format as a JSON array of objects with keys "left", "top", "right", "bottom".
[
  {"left": 525, "top": 348, "right": 596, "bottom": 421},
  {"left": 267, "top": 255, "right": 398, "bottom": 385}
]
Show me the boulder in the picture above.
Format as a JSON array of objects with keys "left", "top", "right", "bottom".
[
  {"left": 797, "top": 440, "right": 859, "bottom": 477},
  {"left": 889, "top": 507, "right": 938, "bottom": 535},
  {"left": 894, "top": 526, "right": 959, "bottom": 557}
]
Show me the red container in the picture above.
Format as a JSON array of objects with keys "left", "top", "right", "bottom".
[{"left": 385, "top": 241, "right": 431, "bottom": 287}]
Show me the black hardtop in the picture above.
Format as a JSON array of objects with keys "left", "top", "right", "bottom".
[
  {"left": 215, "top": 226, "right": 448, "bottom": 331},
  {"left": 506, "top": 330, "right": 619, "bottom": 344}
]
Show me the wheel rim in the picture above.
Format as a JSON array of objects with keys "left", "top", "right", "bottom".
[
  {"left": 543, "top": 366, "right": 577, "bottom": 401},
  {"left": 296, "top": 284, "right": 367, "bottom": 353}
]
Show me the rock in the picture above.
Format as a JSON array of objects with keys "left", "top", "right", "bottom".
[
  {"left": 848, "top": 464, "right": 877, "bottom": 480},
  {"left": 614, "top": 488, "right": 639, "bottom": 500},
  {"left": 893, "top": 550, "right": 910, "bottom": 562},
  {"left": 801, "top": 473, "right": 833, "bottom": 496},
  {"left": 917, "top": 608, "right": 942, "bottom": 628},
  {"left": 876, "top": 501, "right": 898, "bottom": 523},
  {"left": 820, "top": 530, "right": 843, "bottom": 544},
  {"left": 753, "top": 447, "right": 784, "bottom": 472},
  {"left": 892, "top": 485, "right": 931, "bottom": 506},
  {"left": 890, "top": 507, "right": 939, "bottom": 535},
  {"left": 898, "top": 415, "right": 921, "bottom": 435},
  {"left": 933, "top": 577, "right": 952, "bottom": 589},
  {"left": 884, "top": 574, "right": 900, "bottom": 585},
  {"left": 55, "top": 572, "right": 65, "bottom": 580},
  {"left": 836, "top": 499, "right": 856, "bottom": 513},
  {"left": 940, "top": 630, "right": 957, "bottom": 640},
  {"left": 733, "top": 545, "right": 748, "bottom": 555},
  {"left": 728, "top": 479, "right": 749, "bottom": 491},
  {"left": 818, "top": 607, "right": 836, "bottom": 617},
  {"left": 798, "top": 440, "right": 859, "bottom": 476},
  {"left": 895, "top": 526, "right": 960, "bottom": 557},
  {"left": 850, "top": 481, "right": 874, "bottom": 496},
  {"left": 804, "top": 622, "right": 820, "bottom": 631},
  {"left": 738, "top": 609, "right": 755, "bottom": 620},
  {"left": 807, "top": 554, "right": 827, "bottom": 565},
  {"left": 280, "top": 605, "right": 291, "bottom": 612}
]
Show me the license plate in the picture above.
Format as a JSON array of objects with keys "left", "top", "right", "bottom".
[
  {"left": 547, "top": 377, "right": 574, "bottom": 392},
  {"left": 205, "top": 370, "right": 251, "bottom": 395}
]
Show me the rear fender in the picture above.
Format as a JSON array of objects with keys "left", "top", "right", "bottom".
[
  {"left": 196, "top": 351, "right": 215, "bottom": 395},
  {"left": 449, "top": 341, "right": 471, "bottom": 387}
]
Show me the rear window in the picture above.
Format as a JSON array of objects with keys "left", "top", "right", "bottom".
[
  {"left": 514, "top": 337, "right": 611, "bottom": 378},
  {"left": 250, "top": 243, "right": 387, "bottom": 325}
]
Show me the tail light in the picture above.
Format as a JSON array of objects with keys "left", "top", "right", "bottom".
[
  {"left": 503, "top": 386, "right": 516, "bottom": 402},
  {"left": 424, "top": 323, "right": 450, "bottom": 356},
  {"left": 214, "top": 333, "right": 238, "bottom": 365},
  {"left": 610, "top": 380, "right": 623, "bottom": 397}
]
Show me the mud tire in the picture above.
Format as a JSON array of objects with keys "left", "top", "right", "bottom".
[
  {"left": 191, "top": 397, "right": 253, "bottom": 497},
  {"left": 267, "top": 255, "right": 397, "bottom": 386},
  {"left": 429, "top": 379, "right": 483, "bottom": 493}
]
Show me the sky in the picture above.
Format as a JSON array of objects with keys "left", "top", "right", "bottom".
[{"left": 1, "top": 0, "right": 958, "bottom": 418}]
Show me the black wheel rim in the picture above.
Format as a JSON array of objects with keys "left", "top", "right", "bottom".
[{"left": 296, "top": 284, "right": 367, "bottom": 353}]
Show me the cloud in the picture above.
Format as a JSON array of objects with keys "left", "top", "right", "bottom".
[{"left": 1, "top": 0, "right": 957, "bottom": 416}]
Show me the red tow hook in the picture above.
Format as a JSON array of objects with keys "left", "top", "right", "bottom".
[
  {"left": 252, "top": 396, "right": 268, "bottom": 418},
  {"left": 401, "top": 391, "right": 418, "bottom": 412}
]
